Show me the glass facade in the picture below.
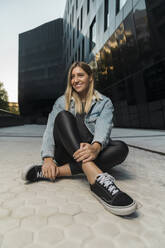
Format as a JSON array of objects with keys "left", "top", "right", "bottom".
[
  {"left": 63, "top": 0, "right": 165, "bottom": 129},
  {"left": 90, "top": 0, "right": 165, "bottom": 128}
]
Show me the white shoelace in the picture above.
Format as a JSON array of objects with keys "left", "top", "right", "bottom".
[
  {"left": 37, "top": 171, "right": 44, "bottom": 178},
  {"left": 96, "top": 173, "right": 119, "bottom": 196}
]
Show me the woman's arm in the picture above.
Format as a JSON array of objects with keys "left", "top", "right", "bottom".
[{"left": 91, "top": 99, "right": 114, "bottom": 150}]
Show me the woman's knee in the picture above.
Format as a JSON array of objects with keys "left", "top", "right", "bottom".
[
  {"left": 55, "top": 110, "right": 74, "bottom": 126},
  {"left": 115, "top": 140, "right": 129, "bottom": 159},
  {"left": 110, "top": 140, "right": 129, "bottom": 160}
]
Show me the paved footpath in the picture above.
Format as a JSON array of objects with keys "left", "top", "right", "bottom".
[{"left": 0, "top": 125, "right": 165, "bottom": 248}]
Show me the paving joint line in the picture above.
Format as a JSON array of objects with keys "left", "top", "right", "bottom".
[{"left": 128, "top": 144, "right": 165, "bottom": 156}]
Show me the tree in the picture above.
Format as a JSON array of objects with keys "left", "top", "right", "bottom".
[{"left": 0, "top": 81, "right": 9, "bottom": 111}]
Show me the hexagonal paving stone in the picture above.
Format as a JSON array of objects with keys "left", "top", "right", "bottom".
[
  {"left": 96, "top": 210, "right": 119, "bottom": 223},
  {"left": 0, "top": 192, "right": 16, "bottom": 201},
  {"left": 37, "top": 227, "right": 64, "bottom": 245},
  {"left": 48, "top": 213, "right": 73, "bottom": 227},
  {"left": 16, "top": 191, "right": 37, "bottom": 200},
  {"left": 0, "top": 234, "right": 3, "bottom": 246},
  {"left": 0, "top": 184, "right": 10, "bottom": 193},
  {"left": 0, "top": 208, "right": 10, "bottom": 218},
  {"left": 2, "top": 229, "right": 33, "bottom": 248},
  {"left": 26, "top": 198, "right": 46, "bottom": 206},
  {"left": 55, "top": 239, "right": 81, "bottom": 248},
  {"left": 11, "top": 207, "right": 35, "bottom": 218},
  {"left": 115, "top": 233, "right": 147, "bottom": 248},
  {"left": 21, "top": 216, "right": 47, "bottom": 231},
  {"left": 83, "top": 237, "right": 116, "bottom": 248},
  {"left": 0, "top": 217, "right": 19, "bottom": 234},
  {"left": 46, "top": 196, "right": 67, "bottom": 207},
  {"left": 2, "top": 198, "right": 25, "bottom": 208},
  {"left": 79, "top": 201, "right": 103, "bottom": 213},
  {"left": 59, "top": 203, "right": 81, "bottom": 215},
  {"left": 64, "top": 224, "right": 92, "bottom": 242},
  {"left": 92, "top": 221, "right": 120, "bottom": 238},
  {"left": 118, "top": 218, "right": 145, "bottom": 234},
  {"left": 141, "top": 230, "right": 165, "bottom": 248},
  {"left": 24, "top": 244, "right": 45, "bottom": 248},
  {"left": 74, "top": 212, "right": 97, "bottom": 226},
  {"left": 36, "top": 191, "right": 57, "bottom": 199},
  {"left": 35, "top": 206, "right": 58, "bottom": 217}
]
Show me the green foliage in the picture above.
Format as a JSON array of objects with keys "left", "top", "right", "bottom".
[
  {"left": 0, "top": 81, "right": 9, "bottom": 111},
  {"left": 9, "top": 105, "right": 20, "bottom": 115}
]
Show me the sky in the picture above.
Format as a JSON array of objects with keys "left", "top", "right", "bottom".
[{"left": 0, "top": 0, "right": 67, "bottom": 102}]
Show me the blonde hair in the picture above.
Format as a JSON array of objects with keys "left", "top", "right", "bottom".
[{"left": 65, "top": 62, "right": 98, "bottom": 114}]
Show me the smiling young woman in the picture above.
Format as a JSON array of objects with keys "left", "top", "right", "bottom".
[{"left": 22, "top": 61, "right": 137, "bottom": 216}]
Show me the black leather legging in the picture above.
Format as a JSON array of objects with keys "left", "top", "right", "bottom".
[{"left": 53, "top": 110, "right": 129, "bottom": 175}]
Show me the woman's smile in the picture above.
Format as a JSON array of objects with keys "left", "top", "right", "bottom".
[{"left": 74, "top": 82, "right": 84, "bottom": 88}]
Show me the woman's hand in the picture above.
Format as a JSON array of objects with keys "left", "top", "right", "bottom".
[
  {"left": 42, "top": 158, "right": 59, "bottom": 181},
  {"left": 73, "top": 142, "right": 102, "bottom": 163}
]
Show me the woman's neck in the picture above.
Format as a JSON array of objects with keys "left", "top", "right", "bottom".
[
  {"left": 81, "top": 98, "right": 86, "bottom": 103},
  {"left": 79, "top": 90, "right": 88, "bottom": 102}
]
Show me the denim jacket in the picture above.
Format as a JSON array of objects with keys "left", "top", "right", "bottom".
[{"left": 41, "top": 90, "right": 114, "bottom": 159}]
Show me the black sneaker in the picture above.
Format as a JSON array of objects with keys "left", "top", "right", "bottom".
[
  {"left": 22, "top": 164, "right": 45, "bottom": 182},
  {"left": 90, "top": 172, "right": 137, "bottom": 216}
]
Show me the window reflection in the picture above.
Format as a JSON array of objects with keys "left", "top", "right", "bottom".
[
  {"left": 89, "top": 17, "right": 96, "bottom": 52},
  {"left": 89, "top": 0, "right": 165, "bottom": 128},
  {"left": 134, "top": 0, "right": 153, "bottom": 67}
]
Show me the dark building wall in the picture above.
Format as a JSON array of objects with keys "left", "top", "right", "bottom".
[
  {"left": 63, "top": 0, "right": 165, "bottom": 129},
  {"left": 92, "top": 0, "right": 165, "bottom": 129},
  {"left": 18, "top": 18, "right": 65, "bottom": 121}
]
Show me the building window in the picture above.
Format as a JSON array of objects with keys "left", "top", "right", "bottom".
[
  {"left": 72, "top": 6, "right": 74, "bottom": 23},
  {"left": 82, "top": 37, "right": 85, "bottom": 61},
  {"left": 87, "top": 0, "right": 90, "bottom": 14},
  {"left": 77, "top": 18, "right": 79, "bottom": 38},
  {"left": 73, "top": 30, "right": 75, "bottom": 48},
  {"left": 104, "top": 0, "right": 109, "bottom": 31},
  {"left": 70, "top": 14, "right": 72, "bottom": 30},
  {"left": 116, "top": 0, "right": 127, "bottom": 15},
  {"left": 75, "top": 52, "right": 77, "bottom": 61},
  {"left": 67, "top": 23, "right": 69, "bottom": 38},
  {"left": 116, "top": 0, "right": 120, "bottom": 14},
  {"left": 70, "top": 39, "right": 71, "bottom": 56},
  {"left": 89, "top": 17, "right": 96, "bottom": 52},
  {"left": 78, "top": 45, "right": 81, "bottom": 61},
  {"left": 67, "top": 48, "right": 69, "bottom": 63},
  {"left": 68, "top": 1, "right": 69, "bottom": 14},
  {"left": 76, "top": 0, "right": 78, "bottom": 10},
  {"left": 80, "top": 7, "right": 83, "bottom": 30}
]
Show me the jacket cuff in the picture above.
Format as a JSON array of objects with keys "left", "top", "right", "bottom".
[{"left": 41, "top": 151, "right": 54, "bottom": 160}]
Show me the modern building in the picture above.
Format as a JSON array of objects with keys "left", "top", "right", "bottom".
[
  {"left": 63, "top": 0, "right": 165, "bottom": 129},
  {"left": 18, "top": 18, "right": 64, "bottom": 122}
]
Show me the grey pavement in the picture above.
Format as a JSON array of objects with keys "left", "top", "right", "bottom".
[
  {"left": 111, "top": 128, "right": 165, "bottom": 154},
  {"left": 0, "top": 125, "right": 165, "bottom": 248}
]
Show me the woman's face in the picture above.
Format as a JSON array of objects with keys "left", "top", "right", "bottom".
[{"left": 71, "top": 66, "right": 91, "bottom": 98}]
